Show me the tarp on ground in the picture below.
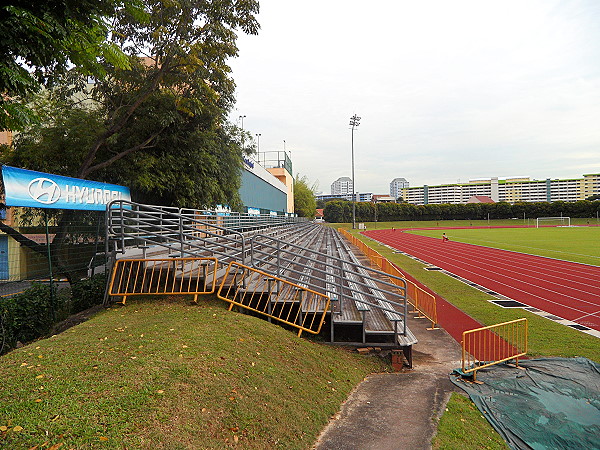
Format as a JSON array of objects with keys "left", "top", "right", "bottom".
[{"left": 450, "top": 357, "right": 600, "bottom": 450}]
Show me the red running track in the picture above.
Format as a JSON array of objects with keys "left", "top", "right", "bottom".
[{"left": 364, "top": 229, "right": 600, "bottom": 333}]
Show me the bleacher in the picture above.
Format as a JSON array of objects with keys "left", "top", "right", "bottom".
[{"left": 106, "top": 200, "right": 417, "bottom": 366}]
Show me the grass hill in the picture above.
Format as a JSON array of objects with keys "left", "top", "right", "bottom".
[{"left": 0, "top": 296, "right": 389, "bottom": 448}]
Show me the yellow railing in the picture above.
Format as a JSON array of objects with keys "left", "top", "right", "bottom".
[
  {"left": 461, "top": 318, "right": 528, "bottom": 381},
  {"left": 217, "top": 261, "right": 330, "bottom": 337},
  {"left": 338, "top": 228, "right": 438, "bottom": 328},
  {"left": 109, "top": 257, "right": 218, "bottom": 304}
]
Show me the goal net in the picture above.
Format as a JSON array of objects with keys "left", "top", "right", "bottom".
[{"left": 536, "top": 217, "right": 571, "bottom": 228}]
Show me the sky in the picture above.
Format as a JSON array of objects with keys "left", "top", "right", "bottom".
[{"left": 229, "top": 0, "right": 600, "bottom": 195}]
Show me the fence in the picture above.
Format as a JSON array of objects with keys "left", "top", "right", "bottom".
[
  {"left": 338, "top": 228, "right": 438, "bottom": 328},
  {"left": 108, "top": 257, "right": 218, "bottom": 304},
  {"left": 461, "top": 318, "right": 528, "bottom": 381},
  {"left": 217, "top": 261, "right": 330, "bottom": 337},
  {"left": 0, "top": 208, "right": 106, "bottom": 299},
  {"left": 0, "top": 208, "right": 107, "bottom": 355}
]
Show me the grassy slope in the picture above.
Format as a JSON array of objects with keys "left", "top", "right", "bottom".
[{"left": 0, "top": 296, "right": 388, "bottom": 449}]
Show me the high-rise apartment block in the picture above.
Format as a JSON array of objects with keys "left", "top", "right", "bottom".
[
  {"left": 390, "top": 177, "right": 409, "bottom": 199},
  {"left": 331, "top": 176, "right": 353, "bottom": 195}
]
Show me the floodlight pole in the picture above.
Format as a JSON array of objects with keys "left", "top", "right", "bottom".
[
  {"left": 349, "top": 114, "right": 361, "bottom": 229},
  {"left": 256, "top": 133, "right": 261, "bottom": 153}
]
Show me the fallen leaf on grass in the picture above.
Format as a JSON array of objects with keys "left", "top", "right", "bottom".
[
  {"left": 13, "top": 425, "right": 23, "bottom": 432},
  {"left": 99, "top": 436, "right": 108, "bottom": 441},
  {"left": 48, "top": 443, "right": 63, "bottom": 450},
  {"left": 157, "top": 390, "right": 165, "bottom": 394},
  {"left": 0, "top": 426, "right": 7, "bottom": 432},
  {"left": 36, "top": 374, "right": 44, "bottom": 379}
]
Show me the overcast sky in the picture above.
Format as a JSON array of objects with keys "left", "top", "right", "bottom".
[{"left": 229, "top": 0, "right": 600, "bottom": 195}]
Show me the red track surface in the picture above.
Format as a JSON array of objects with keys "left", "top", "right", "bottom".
[{"left": 364, "top": 228, "right": 600, "bottom": 333}]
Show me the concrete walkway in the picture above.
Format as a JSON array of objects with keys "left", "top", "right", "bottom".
[{"left": 314, "top": 314, "right": 464, "bottom": 450}]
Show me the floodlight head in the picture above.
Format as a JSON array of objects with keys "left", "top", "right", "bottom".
[{"left": 349, "top": 114, "right": 361, "bottom": 127}]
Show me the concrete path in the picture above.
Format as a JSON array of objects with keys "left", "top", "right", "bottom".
[{"left": 314, "top": 314, "right": 463, "bottom": 450}]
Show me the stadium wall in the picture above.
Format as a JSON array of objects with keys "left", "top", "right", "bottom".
[{"left": 239, "top": 158, "right": 289, "bottom": 214}]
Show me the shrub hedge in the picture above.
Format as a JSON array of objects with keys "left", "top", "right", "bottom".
[{"left": 0, "top": 274, "right": 106, "bottom": 355}]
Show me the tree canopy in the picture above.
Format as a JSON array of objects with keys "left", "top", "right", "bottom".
[
  {"left": 0, "top": 0, "right": 132, "bottom": 130},
  {"left": 2, "top": 0, "right": 260, "bottom": 209},
  {"left": 294, "top": 174, "right": 317, "bottom": 218}
]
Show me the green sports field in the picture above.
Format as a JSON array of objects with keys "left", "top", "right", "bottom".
[{"left": 408, "top": 226, "right": 600, "bottom": 266}]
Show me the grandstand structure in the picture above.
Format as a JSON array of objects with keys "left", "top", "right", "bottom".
[
  {"left": 104, "top": 201, "right": 417, "bottom": 366},
  {"left": 401, "top": 174, "right": 600, "bottom": 205}
]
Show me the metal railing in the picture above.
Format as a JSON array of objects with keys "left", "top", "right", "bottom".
[
  {"left": 106, "top": 200, "right": 249, "bottom": 263},
  {"left": 461, "top": 318, "right": 528, "bottom": 381},
  {"left": 339, "top": 228, "right": 438, "bottom": 329},
  {"left": 217, "top": 261, "right": 330, "bottom": 337},
  {"left": 108, "top": 257, "right": 218, "bottom": 304},
  {"left": 250, "top": 231, "right": 410, "bottom": 337}
]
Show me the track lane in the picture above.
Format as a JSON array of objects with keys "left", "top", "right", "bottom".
[{"left": 364, "top": 228, "right": 600, "bottom": 332}]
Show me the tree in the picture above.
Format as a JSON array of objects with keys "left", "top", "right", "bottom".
[
  {"left": 0, "top": 0, "right": 132, "bottom": 130},
  {"left": 586, "top": 194, "right": 600, "bottom": 201},
  {"left": 294, "top": 174, "right": 317, "bottom": 218},
  {"left": 3, "top": 0, "right": 260, "bottom": 204},
  {"left": 1, "top": 0, "right": 260, "bottom": 283}
]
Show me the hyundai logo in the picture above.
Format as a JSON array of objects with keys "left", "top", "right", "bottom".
[{"left": 28, "top": 178, "right": 61, "bottom": 204}]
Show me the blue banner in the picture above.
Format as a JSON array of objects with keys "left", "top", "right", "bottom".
[{"left": 2, "top": 166, "right": 131, "bottom": 211}]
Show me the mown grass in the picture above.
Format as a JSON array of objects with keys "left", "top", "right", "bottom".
[
  {"left": 0, "top": 296, "right": 389, "bottom": 449},
  {"left": 432, "top": 393, "right": 508, "bottom": 450},
  {"left": 410, "top": 226, "right": 600, "bottom": 266},
  {"left": 331, "top": 220, "right": 599, "bottom": 448}
]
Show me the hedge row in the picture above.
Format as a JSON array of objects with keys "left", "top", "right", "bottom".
[
  {"left": 0, "top": 274, "right": 106, "bottom": 355},
  {"left": 323, "top": 200, "right": 600, "bottom": 223}
]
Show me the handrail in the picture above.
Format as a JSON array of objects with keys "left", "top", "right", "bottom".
[
  {"left": 250, "top": 231, "right": 410, "bottom": 338},
  {"left": 339, "top": 228, "right": 438, "bottom": 329},
  {"left": 106, "top": 199, "right": 247, "bottom": 263}
]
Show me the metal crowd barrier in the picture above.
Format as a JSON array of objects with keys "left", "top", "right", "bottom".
[
  {"left": 108, "top": 257, "right": 218, "bottom": 304},
  {"left": 461, "top": 318, "right": 528, "bottom": 381},
  {"left": 217, "top": 261, "right": 331, "bottom": 337}
]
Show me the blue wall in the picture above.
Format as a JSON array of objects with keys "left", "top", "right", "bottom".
[{"left": 240, "top": 170, "right": 287, "bottom": 213}]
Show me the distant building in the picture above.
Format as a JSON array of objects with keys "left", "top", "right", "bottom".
[
  {"left": 315, "top": 192, "right": 373, "bottom": 203},
  {"left": 390, "top": 177, "right": 409, "bottom": 199},
  {"left": 400, "top": 174, "right": 600, "bottom": 205},
  {"left": 331, "top": 177, "right": 353, "bottom": 195},
  {"left": 467, "top": 195, "right": 495, "bottom": 204},
  {"left": 372, "top": 195, "right": 396, "bottom": 203}
]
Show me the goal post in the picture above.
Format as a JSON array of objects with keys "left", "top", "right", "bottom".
[{"left": 536, "top": 217, "right": 571, "bottom": 228}]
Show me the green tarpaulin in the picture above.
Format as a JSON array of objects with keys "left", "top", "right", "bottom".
[{"left": 451, "top": 357, "right": 600, "bottom": 450}]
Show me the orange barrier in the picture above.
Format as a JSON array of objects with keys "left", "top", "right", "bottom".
[
  {"left": 109, "top": 257, "right": 218, "bottom": 304},
  {"left": 338, "top": 228, "right": 438, "bottom": 329},
  {"left": 461, "top": 318, "right": 528, "bottom": 381},
  {"left": 217, "top": 261, "right": 330, "bottom": 337}
]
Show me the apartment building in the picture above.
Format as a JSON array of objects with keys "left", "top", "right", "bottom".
[
  {"left": 401, "top": 174, "right": 600, "bottom": 205},
  {"left": 390, "top": 177, "right": 409, "bottom": 199},
  {"left": 331, "top": 176, "right": 353, "bottom": 195}
]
